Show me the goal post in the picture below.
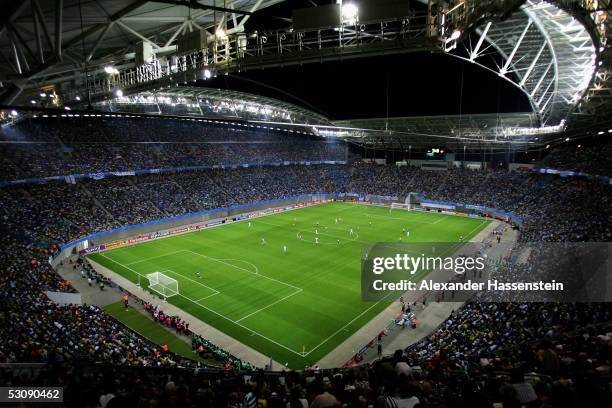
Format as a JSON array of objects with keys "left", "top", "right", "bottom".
[
  {"left": 146, "top": 272, "right": 179, "bottom": 299},
  {"left": 390, "top": 202, "right": 412, "bottom": 212},
  {"left": 390, "top": 192, "right": 423, "bottom": 212}
]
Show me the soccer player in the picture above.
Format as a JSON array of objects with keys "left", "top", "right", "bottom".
[
  {"left": 369, "top": 221, "right": 372, "bottom": 227},
  {"left": 248, "top": 221, "right": 252, "bottom": 228},
  {"left": 337, "top": 239, "right": 340, "bottom": 245},
  {"left": 261, "top": 237, "right": 266, "bottom": 245},
  {"left": 315, "top": 237, "right": 319, "bottom": 244},
  {"left": 315, "top": 229, "right": 319, "bottom": 235},
  {"left": 196, "top": 271, "right": 201, "bottom": 279},
  {"left": 283, "top": 245, "right": 287, "bottom": 254},
  {"left": 349, "top": 228, "right": 354, "bottom": 236},
  {"left": 406, "top": 230, "right": 410, "bottom": 238},
  {"left": 335, "top": 218, "right": 339, "bottom": 224}
]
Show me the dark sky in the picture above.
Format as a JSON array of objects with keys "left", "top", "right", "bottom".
[
  {"left": 197, "top": 0, "right": 531, "bottom": 120},
  {"left": 203, "top": 52, "right": 530, "bottom": 120}
]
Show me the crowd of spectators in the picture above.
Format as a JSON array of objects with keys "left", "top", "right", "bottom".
[
  {"left": 0, "top": 117, "right": 346, "bottom": 179},
  {"left": 538, "top": 143, "right": 612, "bottom": 176},
  {"left": 0, "top": 237, "right": 190, "bottom": 368},
  {"left": 2, "top": 304, "right": 610, "bottom": 407}
]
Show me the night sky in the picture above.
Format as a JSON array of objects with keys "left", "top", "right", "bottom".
[
  {"left": 204, "top": 52, "right": 531, "bottom": 120},
  {"left": 199, "top": 0, "right": 531, "bottom": 120}
]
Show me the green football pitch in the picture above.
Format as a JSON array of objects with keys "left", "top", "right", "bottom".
[{"left": 88, "top": 201, "right": 489, "bottom": 368}]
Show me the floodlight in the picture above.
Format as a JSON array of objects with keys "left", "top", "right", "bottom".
[
  {"left": 115, "top": 89, "right": 123, "bottom": 98},
  {"left": 341, "top": 3, "right": 358, "bottom": 22},
  {"left": 75, "top": 96, "right": 81, "bottom": 101},
  {"left": 204, "top": 69, "right": 212, "bottom": 79},
  {"left": 450, "top": 29, "right": 462, "bottom": 40},
  {"left": 104, "top": 66, "right": 119, "bottom": 75},
  {"left": 30, "top": 100, "right": 36, "bottom": 104},
  {"left": 10, "top": 110, "right": 17, "bottom": 116},
  {"left": 215, "top": 28, "right": 226, "bottom": 38}
]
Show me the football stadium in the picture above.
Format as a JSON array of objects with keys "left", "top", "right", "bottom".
[{"left": 0, "top": 0, "right": 611, "bottom": 407}]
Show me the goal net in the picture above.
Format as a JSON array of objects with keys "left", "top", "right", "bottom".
[
  {"left": 146, "top": 272, "right": 179, "bottom": 299},
  {"left": 390, "top": 202, "right": 412, "bottom": 212}
]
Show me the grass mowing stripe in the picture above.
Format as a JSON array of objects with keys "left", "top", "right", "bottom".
[
  {"left": 183, "top": 249, "right": 302, "bottom": 291},
  {"left": 235, "top": 288, "right": 303, "bottom": 323}
]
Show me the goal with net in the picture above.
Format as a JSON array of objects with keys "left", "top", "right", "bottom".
[
  {"left": 146, "top": 272, "right": 179, "bottom": 300},
  {"left": 390, "top": 192, "right": 423, "bottom": 213},
  {"left": 390, "top": 202, "right": 412, "bottom": 213}
]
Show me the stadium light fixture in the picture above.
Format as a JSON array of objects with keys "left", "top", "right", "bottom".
[
  {"left": 450, "top": 29, "right": 462, "bottom": 40},
  {"left": 608, "top": 129, "right": 612, "bottom": 133},
  {"left": 565, "top": 137, "right": 570, "bottom": 141},
  {"left": 39, "top": 92, "right": 46, "bottom": 97},
  {"left": 341, "top": 3, "right": 358, "bottom": 23},
  {"left": 203, "top": 69, "right": 212, "bottom": 79},
  {"left": 30, "top": 100, "right": 36, "bottom": 104},
  {"left": 598, "top": 131, "right": 605, "bottom": 135},
  {"left": 75, "top": 96, "right": 81, "bottom": 101},
  {"left": 104, "top": 66, "right": 119, "bottom": 75},
  {"left": 10, "top": 110, "right": 17, "bottom": 116},
  {"left": 115, "top": 89, "right": 124, "bottom": 98},
  {"left": 215, "top": 28, "right": 226, "bottom": 38}
]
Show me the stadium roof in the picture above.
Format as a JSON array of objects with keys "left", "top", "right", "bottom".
[
  {"left": 93, "top": 86, "right": 332, "bottom": 125},
  {"left": 330, "top": 113, "right": 548, "bottom": 151},
  {"left": 0, "top": 0, "right": 610, "bottom": 149}
]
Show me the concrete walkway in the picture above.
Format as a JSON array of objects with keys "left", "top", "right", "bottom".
[{"left": 55, "top": 260, "right": 120, "bottom": 308}]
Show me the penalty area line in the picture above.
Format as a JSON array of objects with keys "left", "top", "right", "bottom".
[
  {"left": 124, "top": 249, "right": 187, "bottom": 266},
  {"left": 235, "top": 288, "right": 303, "bottom": 323},
  {"left": 97, "top": 252, "right": 306, "bottom": 357}
]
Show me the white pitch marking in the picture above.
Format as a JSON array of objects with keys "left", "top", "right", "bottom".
[
  {"left": 97, "top": 252, "right": 306, "bottom": 356},
  {"left": 124, "top": 249, "right": 186, "bottom": 266},
  {"left": 235, "top": 288, "right": 303, "bottom": 323}
]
